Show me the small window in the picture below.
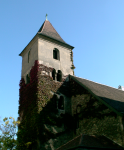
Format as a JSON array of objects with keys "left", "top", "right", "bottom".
[
  {"left": 52, "top": 69, "right": 56, "bottom": 80},
  {"left": 58, "top": 96, "right": 64, "bottom": 110},
  {"left": 76, "top": 105, "right": 81, "bottom": 114},
  {"left": 26, "top": 74, "right": 30, "bottom": 84},
  {"left": 75, "top": 114, "right": 79, "bottom": 129},
  {"left": 53, "top": 94, "right": 58, "bottom": 109},
  {"left": 57, "top": 70, "right": 62, "bottom": 82},
  {"left": 53, "top": 48, "right": 60, "bottom": 60},
  {"left": 53, "top": 49, "right": 57, "bottom": 59},
  {"left": 75, "top": 105, "right": 81, "bottom": 129},
  {"left": 28, "top": 50, "right": 31, "bottom": 63}
]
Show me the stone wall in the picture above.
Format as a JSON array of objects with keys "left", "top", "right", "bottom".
[
  {"left": 70, "top": 78, "right": 123, "bottom": 146},
  {"left": 18, "top": 61, "right": 73, "bottom": 150},
  {"left": 36, "top": 63, "right": 73, "bottom": 150}
]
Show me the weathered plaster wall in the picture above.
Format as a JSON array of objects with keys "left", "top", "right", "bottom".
[
  {"left": 21, "top": 37, "right": 38, "bottom": 79},
  {"left": 38, "top": 38, "right": 73, "bottom": 76}
]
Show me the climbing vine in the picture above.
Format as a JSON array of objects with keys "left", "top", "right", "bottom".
[
  {"left": 17, "top": 60, "right": 71, "bottom": 149},
  {"left": 69, "top": 77, "right": 123, "bottom": 146},
  {"left": 70, "top": 50, "right": 75, "bottom": 73},
  {"left": 17, "top": 61, "right": 123, "bottom": 149}
]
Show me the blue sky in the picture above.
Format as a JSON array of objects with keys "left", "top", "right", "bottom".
[{"left": 0, "top": 0, "right": 124, "bottom": 126}]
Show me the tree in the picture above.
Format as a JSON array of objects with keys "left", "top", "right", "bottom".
[{"left": 0, "top": 117, "right": 20, "bottom": 150}]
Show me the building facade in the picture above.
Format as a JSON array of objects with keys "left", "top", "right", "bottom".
[{"left": 18, "top": 18, "right": 124, "bottom": 150}]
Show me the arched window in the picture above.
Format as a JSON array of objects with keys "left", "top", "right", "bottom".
[
  {"left": 53, "top": 48, "right": 60, "bottom": 60},
  {"left": 58, "top": 96, "right": 64, "bottom": 110},
  {"left": 75, "top": 105, "right": 81, "bottom": 129},
  {"left": 57, "top": 70, "right": 62, "bottom": 82},
  {"left": 52, "top": 69, "right": 56, "bottom": 80},
  {"left": 26, "top": 74, "right": 30, "bottom": 84},
  {"left": 74, "top": 114, "right": 79, "bottom": 129},
  {"left": 28, "top": 51, "right": 30, "bottom": 63},
  {"left": 53, "top": 94, "right": 58, "bottom": 109},
  {"left": 28, "top": 49, "right": 31, "bottom": 63},
  {"left": 76, "top": 105, "right": 81, "bottom": 114}
]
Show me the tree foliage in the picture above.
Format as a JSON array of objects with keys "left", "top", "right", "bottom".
[{"left": 0, "top": 117, "right": 20, "bottom": 150}]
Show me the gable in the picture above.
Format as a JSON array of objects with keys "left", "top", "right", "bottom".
[
  {"left": 56, "top": 134, "right": 124, "bottom": 150},
  {"left": 70, "top": 75, "right": 124, "bottom": 116},
  {"left": 69, "top": 77, "right": 123, "bottom": 146}
]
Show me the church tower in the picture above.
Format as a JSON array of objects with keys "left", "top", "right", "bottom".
[
  {"left": 18, "top": 16, "right": 124, "bottom": 150},
  {"left": 18, "top": 17, "right": 75, "bottom": 150},
  {"left": 19, "top": 16, "right": 74, "bottom": 84}
]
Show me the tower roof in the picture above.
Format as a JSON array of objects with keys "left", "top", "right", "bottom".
[
  {"left": 19, "top": 19, "right": 74, "bottom": 56},
  {"left": 38, "top": 20, "right": 66, "bottom": 44}
]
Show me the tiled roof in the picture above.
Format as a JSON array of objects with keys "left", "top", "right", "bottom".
[
  {"left": 38, "top": 20, "right": 66, "bottom": 44},
  {"left": 70, "top": 75, "right": 124, "bottom": 114},
  {"left": 56, "top": 134, "right": 124, "bottom": 150}
]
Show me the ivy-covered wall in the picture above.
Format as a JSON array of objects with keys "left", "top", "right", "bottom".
[
  {"left": 70, "top": 78, "right": 124, "bottom": 146},
  {"left": 18, "top": 61, "right": 123, "bottom": 149},
  {"left": 18, "top": 60, "right": 73, "bottom": 150}
]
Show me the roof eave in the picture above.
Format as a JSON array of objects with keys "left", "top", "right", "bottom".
[
  {"left": 38, "top": 32, "right": 74, "bottom": 50},
  {"left": 19, "top": 34, "right": 38, "bottom": 56}
]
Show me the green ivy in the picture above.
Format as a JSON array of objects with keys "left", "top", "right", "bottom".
[{"left": 17, "top": 60, "right": 71, "bottom": 149}]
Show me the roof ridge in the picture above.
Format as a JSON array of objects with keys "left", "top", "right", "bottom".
[
  {"left": 40, "top": 20, "right": 46, "bottom": 32},
  {"left": 71, "top": 75, "right": 124, "bottom": 92},
  {"left": 56, "top": 134, "right": 81, "bottom": 150},
  {"left": 38, "top": 20, "right": 47, "bottom": 33}
]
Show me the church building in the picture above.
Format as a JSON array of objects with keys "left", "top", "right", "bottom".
[{"left": 18, "top": 16, "right": 124, "bottom": 150}]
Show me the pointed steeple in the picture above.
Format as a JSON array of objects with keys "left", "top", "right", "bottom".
[
  {"left": 19, "top": 18, "right": 74, "bottom": 56},
  {"left": 38, "top": 19, "right": 66, "bottom": 44}
]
